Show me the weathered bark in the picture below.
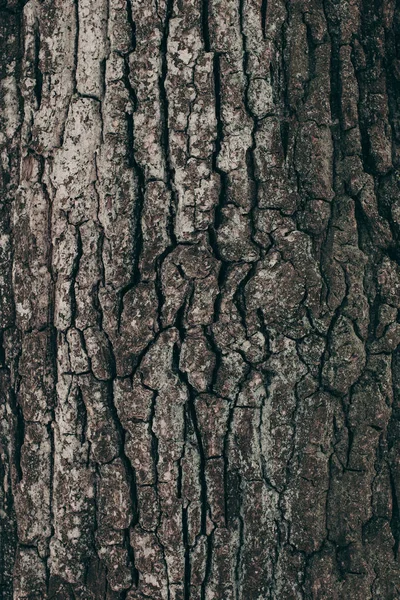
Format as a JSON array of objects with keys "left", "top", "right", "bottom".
[{"left": 1, "top": 0, "right": 400, "bottom": 597}]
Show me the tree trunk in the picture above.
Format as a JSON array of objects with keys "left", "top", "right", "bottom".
[{"left": 1, "top": 0, "right": 400, "bottom": 597}]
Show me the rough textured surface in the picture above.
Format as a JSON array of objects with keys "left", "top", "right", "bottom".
[{"left": 1, "top": 0, "right": 400, "bottom": 598}]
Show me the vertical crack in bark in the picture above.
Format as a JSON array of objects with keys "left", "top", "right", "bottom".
[
  {"left": 70, "top": 227, "right": 83, "bottom": 328},
  {"left": 126, "top": 0, "right": 136, "bottom": 51},
  {"left": 72, "top": 0, "right": 79, "bottom": 95},
  {"left": 201, "top": 531, "right": 213, "bottom": 600},
  {"left": 210, "top": 53, "right": 226, "bottom": 238},
  {"left": 234, "top": 474, "right": 244, "bottom": 600},
  {"left": 118, "top": 105, "right": 145, "bottom": 327},
  {"left": 108, "top": 376, "right": 140, "bottom": 583},
  {"left": 182, "top": 502, "right": 191, "bottom": 600},
  {"left": 44, "top": 172, "right": 57, "bottom": 592},
  {"left": 13, "top": 394, "right": 25, "bottom": 484},
  {"left": 389, "top": 468, "right": 400, "bottom": 559},
  {"left": 159, "top": 0, "right": 175, "bottom": 210},
  {"left": 127, "top": 110, "right": 145, "bottom": 289},
  {"left": 202, "top": 0, "right": 211, "bottom": 52},
  {"left": 261, "top": 0, "right": 268, "bottom": 40},
  {"left": 33, "top": 24, "right": 42, "bottom": 110},
  {"left": 172, "top": 338, "right": 213, "bottom": 597}
]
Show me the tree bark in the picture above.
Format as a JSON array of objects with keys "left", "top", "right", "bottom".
[{"left": 1, "top": 0, "right": 400, "bottom": 597}]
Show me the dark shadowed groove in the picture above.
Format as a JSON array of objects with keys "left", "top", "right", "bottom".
[
  {"left": 261, "top": 0, "right": 268, "bottom": 39},
  {"left": 204, "top": 326, "right": 223, "bottom": 392},
  {"left": 201, "top": 531, "right": 213, "bottom": 600},
  {"left": 126, "top": 0, "right": 136, "bottom": 51},
  {"left": 182, "top": 504, "right": 191, "bottom": 600},
  {"left": 106, "top": 373, "right": 140, "bottom": 584},
  {"left": 70, "top": 226, "right": 83, "bottom": 328},
  {"left": 172, "top": 343, "right": 209, "bottom": 536},
  {"left": 72, "top": 0, "right": 79, "bottom": 94},
  {"left": 280, "top": 119, "right": 289, "bottom": 160},
  {"left": 125, "top": 109, "right": 145, "bottom": 286},
  {"left": 172, "top": 337, "right": 212, "bottom": 599},
  {"left": 76, "top": 386, "right": 88, "bottom": 448},
  {"left": 159, "top": 0, "right": 175, "bottom": 194},
  {"left": 13, "top": 396, "right": 25, "bottom": 483},
  {"left": 234, "top": 474, "right": 244, "bottom": 598},
  {"left": 390, "top": 469, "right": 400, "bottom": 559},
  {"left": 202, "top": 0, "right": 211, "bottom": 52},
  {"left": 33, "top": 26, "right": 43, "bottom": 109},
  {"left": 211, "top": 53, "right": 226, "bottom": 234}
]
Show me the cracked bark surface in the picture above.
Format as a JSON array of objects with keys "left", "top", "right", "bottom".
[{"left": 1, "top": 0, "right": 400, "bottom": 597}]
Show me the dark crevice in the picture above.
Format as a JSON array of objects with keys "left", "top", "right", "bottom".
[
  {"left": 159, "top": 0, "right": 175, "bottom": 196},
  {"left": 234, "top": 474, "right": 244, "bottom": 597},
  {"left": 245, "top": 145, "right": 264, "bottom": 254},
  {"left": 346, "top": 428, "right": 354, "bottom": 468},
  {"left": 99, "top": 58, "right": 107, "bottom": 101},
  {"left": 204, "top": 326, "right": 222, "bottom": 392},
  {"left": 46, "top": 418, "right": 56, "bottom": 594},
  {"left": 212, "top": 261, "right": 229, "bottom": 323},
  {"left": 389, "top": 469, "right": 400, "bottom": 559},
  {"left": 172, "top": 344, "right": 209, "bottom": 536},
  {"left": 386, "top": 244, "right": 400, "bottom": 267},
  {"left": 177, "top": 400, "right": 186, "bottom": 500},
  {"left": 172, "top": 334, "right": 213, "bottom": 599},
  {"left": 70, "top": 226, "right": 83, "bottom": 328},
  {"left": 147, "top": 384, "right": 161, "bottom": 528},
  {"left": 349, "top": 34, "right": 378, "bottom": 175},
  {"left": 106, "top": 374, "right": 140, "bottom": 583},
  {"left": 76, "top": 91, "right": 101, "bottom": 102},
  {"left": 257, "top": 308, "right": 271, "bottom": 361},
  {"left": 222, "top": 372, "right": 250, "bottom": 528},
  {"left": 353, "top": 195, "right": 374, "bottom": 252},
  {"left": 126, "top": 0, "right": 136, "bottom": 51},
  {"left": 72, "top": 0, "right": 79, "bottom": 94},
  {"left": 182, "top": 505, "right": 191, "bottom": 600},
  {"left": 117, "top": 106, "right": 145, "bottom": 330},
  {"left": 33, "top": 26, "right": 42, "bottom": 109},
  {"left": 76, "top": 386, "right": 88, "bottom": 447},
  {"left": 233, "top": 262, "right": 258, "bottom": 330},
  {"left": 319, "top": 273, "right": 349, "bottom": 391},
  {"left": 201, "top": 532, "right": 213, "bottom": 600},
  {"left": 150, "top": 395, "right": 160, "bottom": 499},
  {"left": 261, "top": 0, "right": 268, "bottom": 39},
  {"left": 201, "top": 0, "right": 210, "bottom": 52},
  {"left": 14, "top": 396, "right": 25, "bottom": 483},
  {"left": 280, "top": 120, "right": 289, "bottom": 161},
  {"left": 126, "top": 109, "right": 145, "bottom": 285},
  {"left": 0, "top": 333, "right": 5, "bottom": 368},
  {"left": 211, "top": 53, "right": 227, "bottom": 234}
]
